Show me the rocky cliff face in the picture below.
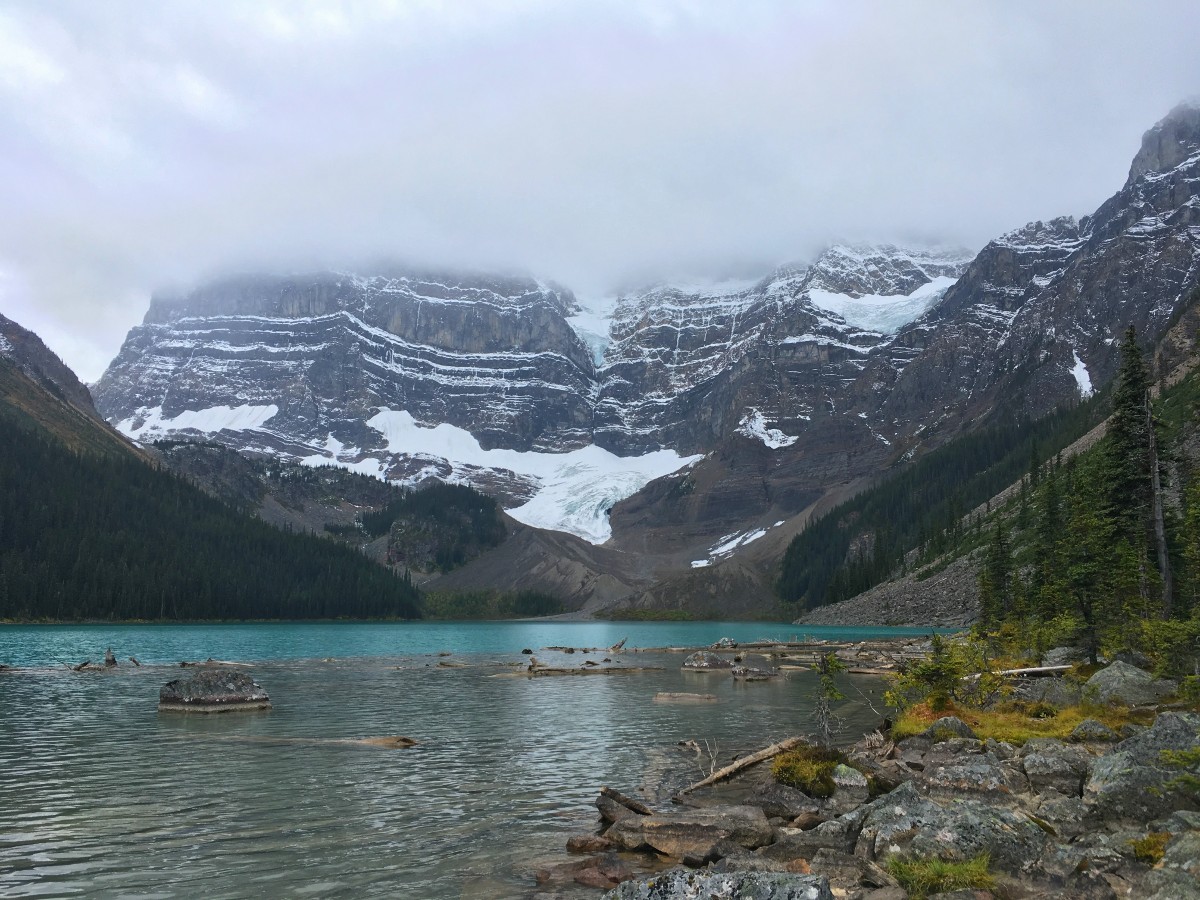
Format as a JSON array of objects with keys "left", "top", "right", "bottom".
[
  {"left": 1, "top": 312, "right": 102, "bottom": 417},
  {"left": 90, "top": 105, "right": 1200, "bottom": 614}
]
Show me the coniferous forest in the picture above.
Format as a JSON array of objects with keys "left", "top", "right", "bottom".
[
  {"left": 0, "top": 416, "right": 421, "bottom": 621},
  {"left": 776, "top": 394, "right": 1106, "bottom": 610},
  {"left": 976, "top": 326, "right": 1200, "bottom": 664}
]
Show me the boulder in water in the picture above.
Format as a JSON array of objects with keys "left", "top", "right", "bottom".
[
  {"left": 159, "top": 669, "right": 271, "bottom": 713},
  {"left": 683, "top": 651, "right": 733, "bottom": 670}
]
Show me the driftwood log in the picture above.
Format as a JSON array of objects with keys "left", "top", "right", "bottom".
[
  {"left": 129, "top": 656, "right": 141, "bottom": 667},
  {"left": 600, "top": 785, "right": 654, "bottom": 816},
  {"left": 71, "top": 660, "right": 91, "bottom": 671},
  {"left": 675, "top": 735, "right": 807, "bottom": 798}
]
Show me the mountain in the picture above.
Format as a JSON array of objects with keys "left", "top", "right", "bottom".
[
  {"left": 0, "top": 313, "right": 422, "bottom": 621},
  {"left": 91, "top": 104, "right": 1200, "bottom": 616},
  {"left": 1, "top": 312, "right": 136, "bottom": 457}
]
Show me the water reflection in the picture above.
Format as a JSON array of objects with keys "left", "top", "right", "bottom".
[{"left": 0, "top": 630, "right": 904, "bottom": 898}]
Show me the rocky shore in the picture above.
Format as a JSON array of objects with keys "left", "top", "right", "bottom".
[{"left": 535, "top": 659, "right": 1200, "bottom": 900}]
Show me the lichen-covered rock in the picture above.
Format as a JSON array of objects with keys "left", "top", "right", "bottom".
[
  {"left": 682, "top": 651, "right": 733, "bottom": 670},
  {"left": 1084, "top": 661, "right": 1176, "bottom": 706},
  {"left": 1034, "top": 791, "right": 1088, "bottom": 840},
  {"left": 605, "top": 805, "right": 773, "bottom": 860},
  {"left": 1012, "top": 676, "right": 1083, "bottom": 709},
  {"left": 1069, "top": 718, "right": 1121, "bottom": 743},
  {"left": 602, "top": 869, "right": 833, "bottom": 900},
  {"left": 854, "top": 781, "right": 1048, "bottom": 873},
  {"left": 920, "top": 716, "right": 978, "bottom": 742},
  {"left": 1114, "top": 711, "right": 1200, "bottom": 759},
  {"left": 1020, "top": 739, "right": 1092, "bottom": 797},
  {"left": 918, "top": 750, "right": 1025, "bottom": 803},
  {"left": 823, "top": 764, "right": 870, "bottom": 814},
  {"left": 158, "top": 669, "right": 270, "bottom": 712},
  {"left": 752, "top": 781, "right": 821, "bottom": 820},
  {"left": 765, "top": 807, "right": 872, "bottom": 861},
  {"left": 1082, "top": 751, "right": 1191, "bottom": 822}
]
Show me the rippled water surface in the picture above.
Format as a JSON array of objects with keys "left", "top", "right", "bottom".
[{"left": 0, "top": 622, "right": 931, "bottom": 898}]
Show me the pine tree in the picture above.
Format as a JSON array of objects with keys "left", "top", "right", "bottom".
[{"left": 1105, "top": 325, "right": 1173, "bottom": 615}]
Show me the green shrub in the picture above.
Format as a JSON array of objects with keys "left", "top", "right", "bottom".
[
  {"left": 886, "top": 854, "right": 996, "bottom": 899},
  {"left": 772, "top": 744, "right": 843, "bottom": 797},
  {"left": 1129, "top": 831, "right": 1171, "bottom": 864}
]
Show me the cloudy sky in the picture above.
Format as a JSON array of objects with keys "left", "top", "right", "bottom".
[{"left": 2, "top": 1, "right": 1199, "bottom": 382}]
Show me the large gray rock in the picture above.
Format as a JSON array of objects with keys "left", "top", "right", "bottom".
[
  {"left": 920, "top": 716, "right": 978, "bottom": 742},
  {"left": 682, "top": 651, "right": 733, "bottom": 670},
  {"left": 823, "top": 764, "right": 870, "bottom": 814},
  {"left": 917, "top": 750, "right": 1025, "bottom": 803},
  {"left": 752, "top": 782, "right": 821, "bottom": 820},
  {"left": 1082, "top": 751, "right": 1193, "bottom": 822},
  {"left": 1034, "top": 791, "right": 1088, "bottom": 840},
  {"left": 1020, "top": 739, "right": 1093, "bottom": 797},
  {"left": 1084, "top": 661, "right": 1176, "bottom": 706},
  {"left": 854, "top": 781, "right": 1048, "bottom": 873},
  {"left": 1069, "top": 718, "right": 1121, "bottom": 743},
  {"left": 1012, "top": 676, "right": 1083, "bottom": 709},
  {"left": 158, "top": 669, "right": 270, "bottom": 712},
  {"left": 603, "top": 870, "right": 833, "bottom": 900},
  {"left": 1114, "top": 711, "right": 1200, "bottom": 760},
  {"left": 606, "top": 805, "right": 773, "bottom": 860},
  {"left": 765, "top": 807, "right": 873, "bottom": 861}
]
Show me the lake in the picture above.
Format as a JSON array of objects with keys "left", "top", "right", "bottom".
[{"left": 0, "top": 621, "right": 937, "bottom": 898}]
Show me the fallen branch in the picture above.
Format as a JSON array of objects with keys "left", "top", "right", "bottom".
[
  {"left": 963, "top": 664, "right": 1071, "bottom": 681},
  {"left": 129, "top": 657, "right": 141, "bottom": 667},
  {"left": 674, "top": 735, "right": 806, "bottom": 798},
  {"left": 71, "top": 660, "right": 91, "bottom": 671}
]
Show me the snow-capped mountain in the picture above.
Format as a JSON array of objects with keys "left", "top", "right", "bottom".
[
  {"left": 93, "top": 104, "right": 1200, "bottom": 601},
  {"left": 94, "top": 247, "right": 970, "bottom": 543}
]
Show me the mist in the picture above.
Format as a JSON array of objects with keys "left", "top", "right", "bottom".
[{"left": 2, "top": 0, "right": 1200, "bottom": 380}]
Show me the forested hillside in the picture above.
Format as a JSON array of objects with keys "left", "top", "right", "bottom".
[
  {"left": 975, "top": 326, "right": 1200, "bottom": 664},
  {"left": 776, "top": 396, "right": 1106, "bottom": 611},
  {"left": 0, "top": 387, "right": 421, "bottom": 621}
]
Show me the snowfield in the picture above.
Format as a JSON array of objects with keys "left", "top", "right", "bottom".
[
  {"left": 806, "top": 276, "right": 957, "bottom": 334},
  {"left": 736, "top": 408, "right": 798, "bottom": 449},
  {"left": 115, "top": 404, "right": 280, "bottom": 439},
  {"left": 1071, "top": 349, "right": 1094, "bottom": 397}
]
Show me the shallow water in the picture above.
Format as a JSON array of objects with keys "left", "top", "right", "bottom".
[{"left": 0, "top": 622, "right": 930, "bottom": 898}]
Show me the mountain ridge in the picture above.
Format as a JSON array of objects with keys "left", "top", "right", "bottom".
[{"left": 89, "top": 104, "right": 1200, "bottom": 615}]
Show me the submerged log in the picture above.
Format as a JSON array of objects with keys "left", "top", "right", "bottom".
[
  {"left": 600, "top": 785, "right": 655, "bottom": 816},
  {"left": 675, "top": 735, "right": 806, "bottom": 798},
  {"left": 129, "top": 656, "right": 141, "bottom": 667},
  {"left": 654, "top": 692, "right": 719, "bottom": 703},
  {"left": 71, "top": 660, "right": 91, "bottom": 671}
]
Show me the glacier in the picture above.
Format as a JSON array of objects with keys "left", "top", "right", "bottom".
[{"left": 347, "top": 408, "right": 700, "bottom": 544}]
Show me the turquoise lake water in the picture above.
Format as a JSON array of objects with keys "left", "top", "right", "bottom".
[{"left": 0, "top": 621, "right": 939, "bottom": 898}]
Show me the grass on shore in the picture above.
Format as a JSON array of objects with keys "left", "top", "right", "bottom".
[
  {"left": 889, "top": 700, "right": 1151, "bottom": 745},
  {"left": 771, "top": 744, "right": 843, "bottom": 797},
  {"left": 886, "top": 854, "right": 996, "bottom": 899}
]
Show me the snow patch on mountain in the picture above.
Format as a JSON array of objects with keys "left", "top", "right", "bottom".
[
  {"left": 691, "top": 520, "right": 787, "bottom": 567},
  {"left": 806, "top": 276, "right": 957, "bottom": 334},
  {"left": 115, "top": 404, "right": 280, "bottom": 439},
  {"left": 1071, "top": 350, "right": 1094, "bottom": 397},
  {"left": 355, "top": 408, "right": 700, "bottom": 544},
  {"left": 736, "top": 408, "right": 798, "bottom": 448},
  {"left": 0, "top": 333, "right": 12, "bottom": 354}
]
